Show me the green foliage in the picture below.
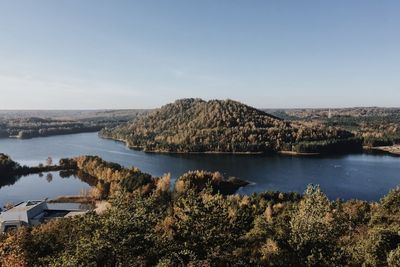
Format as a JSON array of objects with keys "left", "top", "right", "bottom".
[
  {"left": 355, "top": 227, "right": 400, "bottom": 267},
  {"left": 268, "top": 107, "right": 400, "bottom": 147},
  {"left": 289, "top": 185, "right": 346, "bottom": 266},
  {"left": 72, "top": 156, "right": 157, "bottom": 198},
  {"left": 0, "top": 153, "right": 20, "bottom": 173},
  {"left": 388, "top": 246, "right": 400, "bottom": 267},
  {"left": 174, "top": 170, "right": 248, "bottom": 195},
  {"left": 341, "top": 199, "right": 371, "bottom": 227},
  {"left": 371, "top": 186, "right": 400, "bottom": 226},
  {"left": 120, "top": 172, "right": 153, "bottom": 192},
  {"left": 59, "top": 158, "right": 77, "bottom": 169},
  {"left": 172, "top": 189, "right": 237, "bottom": 264},
  {"left": 292, "top": 137, "right": 362, "bottom": 154}
]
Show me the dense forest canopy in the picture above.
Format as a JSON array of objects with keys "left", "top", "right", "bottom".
[
  {"left": 1, "top": 174, "right": 400, "bottom": 266},
  {"left": 100, "top": 99, "right": 362, "bottom": 154},
  {"left": 268, "top": 107, "right": 400, "bottom": 147}
]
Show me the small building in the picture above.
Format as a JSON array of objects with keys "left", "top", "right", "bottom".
[{"left": 0, "top": 200, "right": 87, "bottom": 232}]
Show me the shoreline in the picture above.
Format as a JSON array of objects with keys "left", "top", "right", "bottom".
[
  {"left": 100, "top": 135, "right": 322, "bottom": 156},
  {"left": 278, "top": 151, "right": 320, "bottom": 156},
  {"left": 3, "top": 129, "right": 101, "bottom": 140},
  {"left": 142, "top": 149, "right": 266, "bottom": 155},
  {"left": 48, "top": 196, "right": 110, "bottom": 214},
  {"left": 364, "top": 145, "right": 400, "bottom": 157},
  {"left": 100, "top": 135, "right": 267, "bottom": 155},
  {"left": 48, "top": 195, "right": 95, "bottom": 204},
  {"left": 101, "top": 135, "right": 363, "bottom": 157},
  {"left": 7, "top": 165, "right": 74, "bottom": 176}
]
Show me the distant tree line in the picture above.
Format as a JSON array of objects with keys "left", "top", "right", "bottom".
[
  {"left": 0, "top": 116, "right": 140, "bottom": 139},
  {"left": 276, "top": 107, "right": 400, "bottom": 147}
]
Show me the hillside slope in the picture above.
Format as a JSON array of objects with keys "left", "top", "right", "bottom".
[{"left": 100, "top": 98, "right": 361, "bottom": 154}]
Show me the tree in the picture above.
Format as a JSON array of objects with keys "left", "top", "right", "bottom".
[
  {"left": 388, "top": 246, "right": 400, "bottom": 267},
  {"left": 46, "top": 156, "right": 53, "bottom": 166},
  {"left": 289, "top": 185, "right": 345, "bottom": 266},
  {"left": 357, "top": 228, "right": 400, "bottom": 266}
]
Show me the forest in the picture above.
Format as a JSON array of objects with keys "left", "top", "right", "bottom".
[
  {"left": 0, "top": 110, "right": 146, "bottom": 139},
  {"left": 269, "top": 107, "right": 400, "bottom": 147},
  {"left": 100, "top": 99, "right": 362, "bottom": 154},
  {"left": 1, "top": 155, "right": 400, "bottom": 266},
  {"left": 2, "top": 103, "right": 397, "bottom": 149}
]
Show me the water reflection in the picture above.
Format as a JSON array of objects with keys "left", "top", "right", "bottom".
[
  {"left": 46, "top": 173, "right": 53, "bottom": 182},
  {"left": 0, "top": 171, "right": 93, "bottom": 207},
  {"left": 0, "top": 173, "right": 24, "bottom": 188},
  {"left": 0, "top": 132, "right": 399, "bottom": 201},
  {"left": 59, "top": 170, "right": 98, "bottom": 186},
  {"left": 0, "top": 170, "right": 97, "bottom": 191}
]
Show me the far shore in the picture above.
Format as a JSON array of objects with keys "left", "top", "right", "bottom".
[{"left": 3, "top": 129, "right": 101, "bottom": 140}]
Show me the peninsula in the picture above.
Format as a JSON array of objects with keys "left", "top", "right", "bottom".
[{"left": 100, "top": 98, "right": 362, "bottom": 154}]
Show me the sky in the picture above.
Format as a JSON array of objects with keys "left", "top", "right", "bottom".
[{"left": 0, "top": 1, "right": 399, "bottom": 109}]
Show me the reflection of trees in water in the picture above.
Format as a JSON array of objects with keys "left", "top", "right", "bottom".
[
  {"left": 79, "top": 203, "right": 95, "bottom": 210},
  {"left": 59, "top": 170, "right": 109, "bottom": 199},
  {"left": 46, "top": 173, "right": 53, "bottom": 183},
  {"left": 59, "top": 170, "right": 75, "bottom": 178},
  {"left": 0, "top": 170, "right": 97, "bottom": 191},
  {"left": 0, "top": 174, "right": 22, "bottom": 189},
  {"left": 59, "top": 170, "right": 98, "bottom": 187}
]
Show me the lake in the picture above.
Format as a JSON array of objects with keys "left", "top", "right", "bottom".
[{"left": 0, "top": 132, "right": 399, "bottom": 205}]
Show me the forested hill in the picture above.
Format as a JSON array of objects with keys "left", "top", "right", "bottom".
[{"left": 100, "top": 98, "right": 362, "bottom": 154}]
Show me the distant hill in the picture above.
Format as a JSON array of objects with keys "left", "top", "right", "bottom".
[
  {"left": 0, "top": 110, "right": 148, "bottom": 139},
  {"left": 100, "top": 98, "right": 362, "bottom": 154}
]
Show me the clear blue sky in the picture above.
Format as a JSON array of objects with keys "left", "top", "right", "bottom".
[{"left": 0, "top": 1, "right": 399, "bottom": 109}]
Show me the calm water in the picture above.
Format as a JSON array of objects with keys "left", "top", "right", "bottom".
[
  {"left": 0, "top": 172, "right": 91, "bottom": 206},
  {"left": 0, "top": 132, "right": 399, "bottom": 204}
]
